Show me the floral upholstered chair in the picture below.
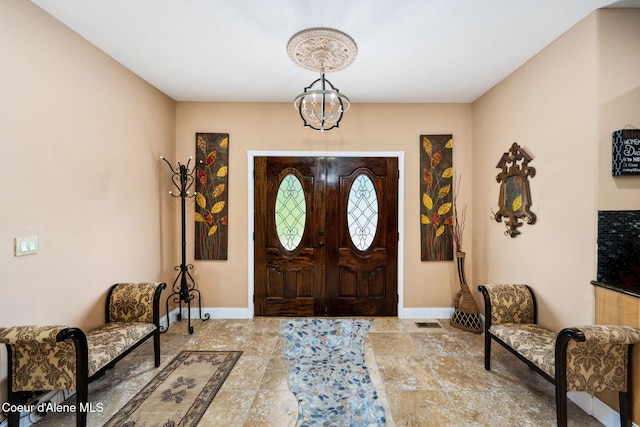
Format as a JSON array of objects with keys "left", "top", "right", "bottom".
[
  {"left": 479, "top": 283, "right": 640, "bottom": 427},
  {"left": 0, "top": 282, "right": 165, "bottom": 427}
]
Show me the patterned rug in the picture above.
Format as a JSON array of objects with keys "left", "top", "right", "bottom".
[
  {"left": 281, "top": 318, "right": 386, "bottom": 426},
  {"left": 104, "top": 350, "right": 241, "bottom": 427}
]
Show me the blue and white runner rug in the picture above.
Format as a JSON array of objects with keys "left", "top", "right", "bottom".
[{"left": 280, "top": 318, "right": 386, "bottom": 426}]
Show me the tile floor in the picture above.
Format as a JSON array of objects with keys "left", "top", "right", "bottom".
[{"left": 33, "top": 317, "right": 602, "bottom": 427}]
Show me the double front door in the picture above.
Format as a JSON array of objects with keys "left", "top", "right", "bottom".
[{"left": 254, "top": 156, "right": 398, "bottom": 317}]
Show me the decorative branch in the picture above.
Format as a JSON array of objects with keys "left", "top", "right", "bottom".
[{"left": 452, "top": 172, "right": 467, "bottom": 254}]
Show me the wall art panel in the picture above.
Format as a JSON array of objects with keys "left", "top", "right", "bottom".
[
  {"left": 420, "top": 134, "right": 454, "bottom": 261},
  {"left": 195, "top": 133, "right": 229, "bottom": 260}
]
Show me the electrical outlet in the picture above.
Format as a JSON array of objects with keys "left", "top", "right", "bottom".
[{"left": 15, "top": 236, "right": 38, "bottom": 256}]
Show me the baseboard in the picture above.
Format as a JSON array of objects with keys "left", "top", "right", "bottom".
[
  {"left": 164, "top": 306, "right": 455, "bottom": 323},
  {"left": 399, "top": 307, "right": 454, "bottom": 319},
  {"left": 568, "top": 391, "right": 593, "bottom": 420},
  {"left": 568, "top": 391, "right": 639, "bottom": 427},
  {"left": 591, "top": 394, "right": 621, "bottom": 427},
  {"left": 163, "top": 307, "right": 252, "bottom": 328},
  {"left": 168, "top": 307, "right": 468, "bottom": 321},
  {"left": 164, "top": 306, "right": 455, "bottom": 326}
]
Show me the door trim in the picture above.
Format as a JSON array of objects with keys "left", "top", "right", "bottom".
[{"left": 247, "top": 150, "right": 405, "bottom": 317}]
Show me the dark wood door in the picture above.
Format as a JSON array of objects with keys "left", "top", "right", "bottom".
[
  {"left": 254, "top": 156, "right": 398, "bottom": 316},
  {"left": 254, "top": 157, "right": 326, "bottom": 316},
  {"left": 326, "top": 157, "right": 398, "bottom": 316}
]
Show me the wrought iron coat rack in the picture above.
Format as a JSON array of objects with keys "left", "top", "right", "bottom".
[{"left": 160, "top": 156, "right": 210, "bottom": 334}]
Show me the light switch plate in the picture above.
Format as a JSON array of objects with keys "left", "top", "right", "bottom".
[{"left": 15, "top": 236, "right": 38, "bottom": 256}]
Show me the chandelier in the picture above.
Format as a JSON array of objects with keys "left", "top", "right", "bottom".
[{"left": 287, "top": 28, "right": 357, "bottom": 131}]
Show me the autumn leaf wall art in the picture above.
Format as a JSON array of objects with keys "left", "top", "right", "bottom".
[
  {"left": 420, "top": 134, "right": 454, "bottom": 261},
  {"left": 195, "top": 133, "right": 229, "bottom": 260}
]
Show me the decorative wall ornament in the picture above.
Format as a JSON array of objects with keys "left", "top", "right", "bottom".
[
  {"left": 420, "top": 134, "right": 454, "bottom": 261},
  {"left": 494, "top": 142, "right": 536, "bottom": 237},
  {"left": 195, "top": 133, "right": 229, "bottom": 260}
]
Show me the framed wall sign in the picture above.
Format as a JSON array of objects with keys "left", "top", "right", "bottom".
[{"left": 612, "top": 129, "right": 640, "bottom": 176}]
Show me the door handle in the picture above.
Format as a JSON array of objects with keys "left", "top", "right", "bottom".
[{"left": 316, "top": 242, "right": 324, "bottom": 248}]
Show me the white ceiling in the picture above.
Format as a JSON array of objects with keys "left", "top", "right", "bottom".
[{"left": 31, "top": 0, "right": 640, "bottom": 103}]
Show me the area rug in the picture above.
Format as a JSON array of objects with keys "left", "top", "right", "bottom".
[
  {"left": 104, "top": 350, "right": 241, "bottom": 427},
  {"left": 281, "top": 318, "right": 386, "bottom": 426}
]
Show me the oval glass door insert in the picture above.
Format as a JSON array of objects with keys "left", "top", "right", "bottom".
[
  {"left": 275, "top": 173, "right": 306, "bottom": 251},
  {"left": 347, "top": 174, "right": 378, "bottom": 251}
]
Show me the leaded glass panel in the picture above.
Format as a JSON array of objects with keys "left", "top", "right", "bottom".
[
  {"left": 347, "top": 174, "right": 378, "bottom": 251},
  {"left": 275, "top": 174, "right": 306, "bottom": 251}
]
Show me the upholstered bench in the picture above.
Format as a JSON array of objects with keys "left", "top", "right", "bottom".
[
  {"left": 479, "top": 284, "right": 640, "bottom": 427},
  {"left": 0, "top": 282, "right": 166, "bottom": 427}
]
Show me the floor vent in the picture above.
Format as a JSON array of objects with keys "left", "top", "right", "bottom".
[{"left": 415, "top": 321, "right": 442, "bottom": 328}]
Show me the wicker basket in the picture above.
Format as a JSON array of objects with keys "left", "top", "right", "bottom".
[{"left": 450, "top": 252, "right": 482, "bottom": 334}]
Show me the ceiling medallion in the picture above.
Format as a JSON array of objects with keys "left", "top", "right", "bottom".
[
  {"left": 287, "top": 28, "right": 357, "bottom": 73},
  {"left": 287, "top": 28, "right": 357, "bottom": 132}
]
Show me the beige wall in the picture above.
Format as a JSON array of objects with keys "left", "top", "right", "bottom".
[
  {"left": 595, "top": 9, "right": 640, "bottom": 417},
  {"left": 597, "top": 9, "right": 640, "bottom": 208},
  {"left": 0, "top": 0, "right": 176, "bottom": 406},
  {"left": 471, "top": 13, "right": 600, "bottom": 330},
  {"left": 1, "top": 0, "right": 176, "bottom": 328},
  {"left": 175, "top": 102, "right": 473, "bottom": 311},
  {"left": 471, "top": 9, "right": 640, "bottom": 331}
]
